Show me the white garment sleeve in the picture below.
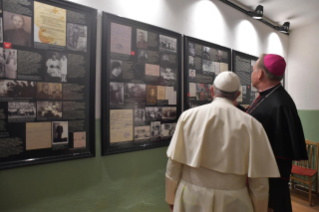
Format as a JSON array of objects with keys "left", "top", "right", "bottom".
[
  {"left": 165, "top": 158, "right": 183, "bottom": 205},
  {"left": 248, "top": 177, "right": 269, "bottom": 212}
]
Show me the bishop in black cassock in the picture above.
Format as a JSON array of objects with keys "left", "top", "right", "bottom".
[{"left": 245, "top": 54, "right": 308, "bottom": 212}]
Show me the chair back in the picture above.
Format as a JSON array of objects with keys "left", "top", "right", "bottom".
[{"left": 297, "top": 140, "right": 319, "bottom": 171}]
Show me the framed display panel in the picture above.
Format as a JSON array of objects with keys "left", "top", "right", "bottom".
[
  {"left": 101, "top": 12, "right": 182, "bottom": 155},
  {"left": 184, "top": 36, "right": 231, "bottom": 110},
  {"left": 232, "top": 50, "right": 258, "bottom": 107},
  {"left": 0, "top": 0, "right": 97, "bottom": 170}
]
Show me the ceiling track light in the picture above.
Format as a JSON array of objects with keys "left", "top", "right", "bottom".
[{"left": 219, "top": 0, "right": 289, "bottom": 36}]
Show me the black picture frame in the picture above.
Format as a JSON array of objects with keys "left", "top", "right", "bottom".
[
  {"left": 0, "top": 0, "right": 97, "bottom": 170},
  {"left": 183, "top": 36, "right": 231, "bottom": 110},
  {"left": 232, "top": 50, "right": 258, "bottom": 106},
  {"left": 101, "top": 12, "right": 182, "bottom": 155}
]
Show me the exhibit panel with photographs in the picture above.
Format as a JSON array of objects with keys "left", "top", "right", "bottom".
[
  {"left": 102, "top": 12, "right": 182, "bottom": 155},
  {"left": 232, "top": 51, "right": 258, "bottom": 107},
  {"left": 0, "top": 0, "right": 97, "bottom": 170},
  {"left": 184, "top": 36, "right": 231, "bottom": 110}
]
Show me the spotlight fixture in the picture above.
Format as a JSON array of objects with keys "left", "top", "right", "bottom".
[
  {"left": 278, "top": 22, "right": 290, "bottom": 34},
  {"left": 250, "top": 5, "right": 263, "bottom": 19}
]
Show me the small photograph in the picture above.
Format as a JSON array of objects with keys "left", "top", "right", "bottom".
[
  {"left": 203, "top": 46, "right": 210, "bottom": 60},
  {"left": 161, "top": 54, "right": 170, "bottom": 68},
  {"left": 52, "top": 121, "right": 68, "bottom": 144},
  {"left": 136, "top": 29, "right": 148, "bottom": 49},
  {"left": 196, "top": 84, "right": 212, "bottom": 101},
  {"left": 67, "top": 23, "right": 87, "bottom": 52},
  {"left": 146, "top": 85, "right": 157, "bottom": 105},
  {"left": 161, "top": 123, "right": 176, "bottom": 137},
  {"left": 124, "top": 83, "right": 146, "bottom": 102},
  {"left": 160, "top": 68, "right": 176, "bottom": 80},
  {"left": 0, "top": 80, "right": 35, "bottom": 97},
  {"left": 189, "top": 42, "right": 195, "bottom": 56},
  {"left": 162, "top": 107, "right": 177, "bottom": 120},
  {"left": 137, "top": 49, "right": 148, "bottom": 63},
  {"left": 134, "top": 102, "right": 145, "bottom": 122},
  {"left": 202, "top": 60, "right": 215, "bottom": 75},
  {"left": 0, "top": 48, "right": 5, "bottom": 77},
  {"left": 4, "top": 49, "right": 17, "bottom": 79},
  {"left": 37, "top": 82, "right": 62, "bottom": 100},
  {"left": 110, "top": 82, "right": 124, "bottom": 105},
  {"left": 45, "top": 52, "right": 68, "bottom": 82},
  {"left": 3, "top": 11, "right": 31, "bottom": 47},
  {"left": 189, "top": 56, "right": 194, "bottom": 68},
  {"left": 110, "top": 60, "right": 122, "bottom": 79},
  {"left": 0, "top": 18, "right": 3, "bottom": 43},
  {"left": 8, "top": 102, "right": 36, "bottom": 122},
  {"left": 37, "top": 101, "right": 62, "bottom": 118},
  {"left": 189, "top": 69, "right": 196, "bottom": 79},
  {"left": 159, "top": 35, "right": 177, "bottom": 53},
  {"left": 218, "top": 50, "right": 228, "bottom": 63},
  {"left": 146, "top": 107, "right": 162, "bottom": 121},
  {"left": 151, "top": 121, "right": 161, "bottom": 138},
  {"left": 134, "top": 126, "right": 151, "bottom": 141}
]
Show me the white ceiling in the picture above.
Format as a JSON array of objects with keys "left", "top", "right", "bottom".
[{"left": 228, "top": 0, "right": 319, "bottom": 30}]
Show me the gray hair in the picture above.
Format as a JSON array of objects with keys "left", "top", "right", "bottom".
[{"left": 213, "top": 85, "right": 238, "bottom": 101}]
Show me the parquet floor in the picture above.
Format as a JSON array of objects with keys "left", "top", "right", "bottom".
[{"left": 290, "top": 188, "right": 319, "bottom": 212}]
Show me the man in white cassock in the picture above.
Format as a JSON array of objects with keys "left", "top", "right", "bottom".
[{"left": 165, "top": 71, "right": 280, "bottom": 212}]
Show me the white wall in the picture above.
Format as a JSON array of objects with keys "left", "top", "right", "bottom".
[
  {"left": 66, "top": 0, "right": 289, "bottom": 118},
  {"left": 287, "top": 18, "right": 319, "bottom": 110}
]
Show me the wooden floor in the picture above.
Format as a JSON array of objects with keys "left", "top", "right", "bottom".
[{"left": 290, "top": 187, "right": 319, "bottom": 212}]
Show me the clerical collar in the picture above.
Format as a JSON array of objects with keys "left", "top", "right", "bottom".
[{"left": 259, "top": 83, "right": 281, "bottom": 96}]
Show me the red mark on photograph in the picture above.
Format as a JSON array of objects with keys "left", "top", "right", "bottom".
[
  {"left": 187, "top": 93, "right": 190, "bottom": 97},
  {"left": 248, "top": 86, "right": 250, "bottom": 89},
  {"left": 131, "top": 51, "right": 135, "bottom": 56},
  {"left": 3, "top": 42, "right": 12, "bottom": 49}
]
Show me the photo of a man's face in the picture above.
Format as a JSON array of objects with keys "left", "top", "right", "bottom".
[{"left": 12, "top": 15, "right": 24, "bottom": 29}]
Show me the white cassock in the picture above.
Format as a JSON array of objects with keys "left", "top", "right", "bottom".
[{"left": 166, "top": 98, "right": 280, "bottom": 212}]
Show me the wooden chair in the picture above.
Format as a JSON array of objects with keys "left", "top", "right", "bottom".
[{"left": 291, "top": 139, "right": 319, "bottom": 206}]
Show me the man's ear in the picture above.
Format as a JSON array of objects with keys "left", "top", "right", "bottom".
[
  {"left": 258, "top": 69, "right": 264, "bottom": 80},
  {"left": 210, "top": 86, "right": 214, "bottom": 97}
]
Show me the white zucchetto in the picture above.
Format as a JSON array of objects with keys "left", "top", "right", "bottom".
[{"left": 214, "top": 71, "right": 241, "bottom": 92}]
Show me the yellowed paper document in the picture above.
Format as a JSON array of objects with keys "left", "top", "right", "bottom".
[
  {"left": 26, "top": 122, "right": 51, "bottom": 150},
  {"left": 157, "top": 86, "right": 165, "bottom": 100},
  {"left": 74, "top": 132, "right": 86, "bottom": 148},
  {"left": 219, "top": 63, "right": 229, "bottom": 73},
  {"left": 110, "top": 110, "right": 133, "bottom": 143},
  {"left": 145, "top": 64, "right": 160, "bottom": 76},
  {"left": 110, "top": 23, "right": 132, "bottom": 55}
]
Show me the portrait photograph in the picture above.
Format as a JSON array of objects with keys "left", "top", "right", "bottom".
[
  {"left": 134, "top": 126, "right": 151, "bottom": 141},
  {"left": 37, "top": 101, "right": 62, "bottom": 119},
  {"left": 196, "top": 83, "right": 212, "bottom": 101},
  {"left": 145, "top": 107, "right": 162, "bottom": 121},
  {"left": 52, "top": 121, "right": 68, "bottom": 144},
  {"left": 189, "top": 42, "right": 195, "bottom": 56},
  {"left": 45, "top": 52, "right": 68, "bottom": 82},
  {"left": 110, "top": 82, "right": 124, "bottom": 105},
  {"left": 136, "top": 29, "right": 148, "bottom": 49},
  {"left": 159, "top": 35, "right": 177, "bottom": 53},
  {"left": 0, "top": 80, "right": 35, "bottom": 98},
  {"left": 67, "top": 23, "right": 87, "bottom": 52},
  {"left": 203, "top": 46, "right": 211, "bottom": 60},
  {"left": 4, "top": 49, "right": 17, "bottom": 79},
  {"left": 151, "top": 121, "right": 161, "bottom": 138},
  {"left": 134, "top": 102, "right": 146, "bottom": 122},
  {"left": 110, "top": 60, "right": 122, "bottom": 80},
  {"left": 8, "top": 101, "right": 36, "bottom": 122},
  {"left": 124, "top": 83, "right": 146, "bottom": 102},
  {"left": 202, "top": 60, "right": 214, "bottom": 75},
  {"left": 161, "top": 123, "right": 176, "bottom": 138},
  {"left": 137, "top": 49, "right": 148, "bottom": 64},
  {"left": 3, "top": 11, "right": 32, "bottom": 47},
  {"left": 189, "top": 69, "right": 196, "bottom": 79},
  {"left": 36, "top": 82, "right": 62, "bottom": 100},
  {"left": 161, "top": 54, "right": 171, "bottom": 69},
  {"left": 146, "top": 85, "right": 157, "bottom": 105},
  {"left": 189, "top": 56, "right": 194, "bottom": 67}
]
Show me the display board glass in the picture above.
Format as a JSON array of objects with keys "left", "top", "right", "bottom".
[
  {"left": 101, "top": 12, "right": 182, "bottom": 155},
  {"left": 0, "top": 0, "right": 97, "bottom": 169}
]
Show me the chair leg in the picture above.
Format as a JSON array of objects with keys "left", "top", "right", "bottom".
[{"left": 309, "top": 178, "right": 312, "bottom": 206}]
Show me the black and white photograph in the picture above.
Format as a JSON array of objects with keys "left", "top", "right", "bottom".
[
  {"left": 134, "top": 102, "right": 146, "bottom": 122},
  {"left": 161, "top": 123, "right": 176, "bottom": 138},
  {"left": 4, "top": 49, "right": 17, "bottom": 79},
  {"left": 67, "top": 23, "right": 87, "bottom": 52},
  {"left": 37, "top": 82, "right": 62, "bottom": 100},
  {"left": 150, "top": 121, "right": 161, "bottom": 138},
  {"left": 202, "top": 60, "right": 214, "bottom": 75},
  {"left": 203, "top": 46, "right": 210, "bottom": 60},
  {"left": 159, "top": 35, "right": 177, "bottom": 53},
  {"left": 37, "top": 101, "right": 62, "bottom": 119},
  {"left": 162, "top": 107, "right": 177, "bottom": 120},
  {"left": 0, "top": 18, "right": 3, "bottom": 43},
  {"left": 189, "top": 56, "right": 194, "bottom": 68},
  {"left": 0, "top": 80, "right": 35, "bottom": 98},
  {"left": 3, "top": 11, "right": 31, "bottom": 47},
  {"left": 136, "top": 29, "right": 148, "bottom": 49},
  {"left": 45, "top": 52, "right": 68, "bottom": 82},
  {"left": 110, "top": 60, "right": 122, "bottom": 79},
  {"left": 8, "top": 102, "right": 36, "bottom": 122},
  {"left": 160, "top": 68, "right": 176, "bottom": 80},
  {"left": 189, "top": 69, "right": 196, "bottom": 79},
  {"left": 145, "top": 107, "right": 162, "bottom": 121},
  {"left": 189, "top": 42, "right": 195, "bottom": 56},
  {"left": 0, "top": 48, "right": 5, "bottom": 77},
  {"left": 124, "top": 83, "right": 146, "bottom": 102},
  {"left": 110, "top": 82, "right": 124, "bottom": 105},
  {"left": 134, "top": 126, "right": 151, "bottom": 141},
  {"left": 161, "top": 54, "right": 170, "bottom": 68},
  {"left": 137, "top": 49, "right": 148, "bottom": 63},
  {"left": 52, "top": 121, "right": 68, "bottom": 144}
]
